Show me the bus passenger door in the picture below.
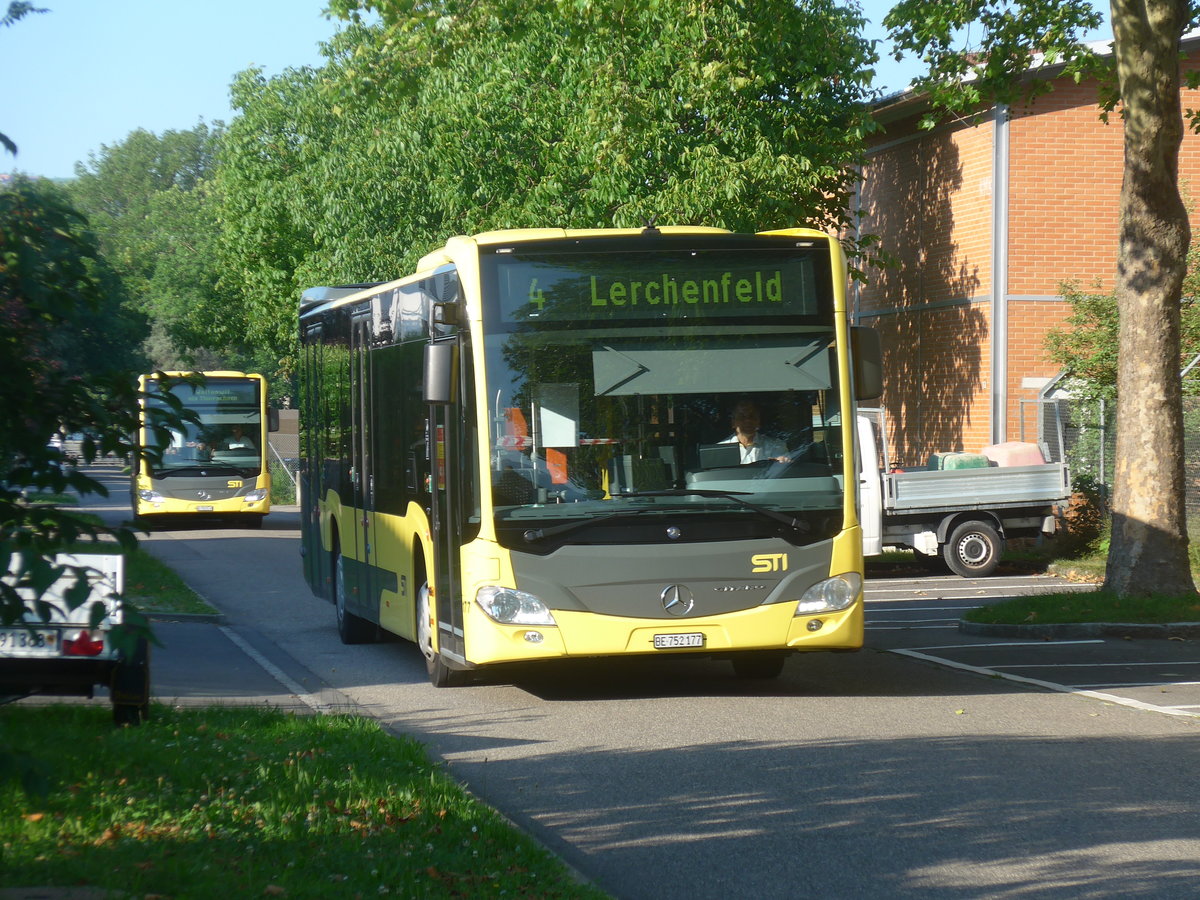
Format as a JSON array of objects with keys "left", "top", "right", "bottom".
[
  {"left": 349, "top": 316, "right": 376, "bottom": 619},
  {"left": 427, "top": 338, "right": 466, "bottom": 666}
]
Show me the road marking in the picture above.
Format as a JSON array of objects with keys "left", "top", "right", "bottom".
[
  {"left": 994, "top": 660, "right": 1200, "bottom": 670},
  {"left": 219, "top": 625, "right": 333, "bottom": 714},
  {"left": 866, "top": 605, "right": 982, "bottom": 612},
  {"left": 1074, "top": 681, "right": 1200, "bottom": 689},
  {"left": 904, "top": 640, "right": 1106, "bottom": 651},
  {"left": 889, "top": 647, "right": 1200, "bottom": 720}
]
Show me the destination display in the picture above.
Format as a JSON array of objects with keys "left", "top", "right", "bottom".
[
  {"left": 147, "top": 379, "right": 258, "bottom": 411},
  {"left": 493, "top": 249, "right": 825, "bottom": 325}
]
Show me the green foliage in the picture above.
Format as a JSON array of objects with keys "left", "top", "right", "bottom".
[
  {"left": 65, "top": 124, "right": 251, "bottom": 370},
  {"left": 0, "top": 177, "right": 196, "bottom": 634},
  {"left": 219, "top": 0, "right": 880, "bottom": 379},
  {"left": 882, "top": 0, "right": 1109, "bottom": 127},
  {"left": 1043, "top": 281, "right": 1120, "bottom": 401},
  {"left": 1046, "top": 264, "right": 1200, "bottom": 403}
]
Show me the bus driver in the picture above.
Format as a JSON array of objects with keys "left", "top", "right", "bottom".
[{"left": 721, "top": 399, "right": 789, "bottom": 464}]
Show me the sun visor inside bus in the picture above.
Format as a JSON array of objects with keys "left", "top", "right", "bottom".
[{"left": 591, "top": 340, "right": 832, "bottom": 396}]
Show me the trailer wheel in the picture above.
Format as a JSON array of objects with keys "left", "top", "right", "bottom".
[
  {"left": 943, "top": 520, "right": 1002, "bottom": 577},
  {"left": 111, "top": 637, "right": 150, "bottom": 727}
]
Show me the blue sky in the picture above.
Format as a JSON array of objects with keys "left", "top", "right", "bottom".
[
  {"left": 2, "top": 0, "right": 344, "bottom": 179},
  {"left": 1, "top": 2, "right": 1108, "bottom": 182}
]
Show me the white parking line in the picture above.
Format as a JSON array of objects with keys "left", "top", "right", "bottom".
[
  {"left": 889, "top": 647, "right": 1200, "bottom": 720},
  {"left": 994, "top": 660, "right": 1200, "bottom": 670},
  {"left": 866, "top": 606, "right": 981, "bottom": 612},
  {"left": 1074, "top": 681, "right": 1200, "bottom": 689},
  {"left": 905, "top": 640, "right": 1106, "bottom": 651}
]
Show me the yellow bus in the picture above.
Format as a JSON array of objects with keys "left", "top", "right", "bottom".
[
  {"left": 298, "top": 227, "right": 881, "bottom": 685},
  {"left": 132, "top": 371, "right": 277, "bottom": 528}
]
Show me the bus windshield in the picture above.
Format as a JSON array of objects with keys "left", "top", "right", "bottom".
[
  {"left": 481, "top": 242, "right": 846, "bottom": 550},
  {"left": 145, "top": 377, "right": 264, "bottom": 476}
]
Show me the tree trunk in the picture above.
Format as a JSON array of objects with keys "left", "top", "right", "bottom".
[{"left": 1104, "top": 0, "right": 1198, "bottom": 597}]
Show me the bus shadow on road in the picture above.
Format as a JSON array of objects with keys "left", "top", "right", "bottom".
[{"left": 478, "top": 646, "right": 1026, "bottom": 702}]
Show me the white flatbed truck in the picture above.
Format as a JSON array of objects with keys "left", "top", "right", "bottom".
[{"left": 857, "top": 409, "right": 1071, "bottom": 577}]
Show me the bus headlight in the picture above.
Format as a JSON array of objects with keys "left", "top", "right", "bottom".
[
  {"left": 795, "top": 573, "right": 862, "bottom": 616},
  {"left": 243, "top": 489, "right": 268, "bottom": 503},
  {"left": 476, "top": 586, "right": 557, "bottom": 626},
  {"left": 137, "top": 489, "right": 165, "bottom": 503}
]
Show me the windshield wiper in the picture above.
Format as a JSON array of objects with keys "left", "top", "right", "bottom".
[
  {"left": 621, "top": 489, "right": 812, "bottom": 534},
  {"left": 154, "top": 461, "right": 244, "bottom": 477},
  {"left": 520, "top": 507, "right": 661, "bottom": 543}
]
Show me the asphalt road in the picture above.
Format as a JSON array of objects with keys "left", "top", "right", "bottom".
[{"left": 58, "top": 467, "right": 1200, "bottom": 898}]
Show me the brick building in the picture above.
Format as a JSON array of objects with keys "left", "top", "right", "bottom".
[{"left": 854, "top": 38, "right": 1200, "bottom": 469}]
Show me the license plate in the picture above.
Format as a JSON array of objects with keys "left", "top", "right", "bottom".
[
  {"left": 0, "top": 627, "right": 60, "bottom": 658},
  {"left": 653, "top": 632, "right": 704, "bottom": 649},
  {"left": 196, "top": 505, "right": 214, "bottom": 512}
]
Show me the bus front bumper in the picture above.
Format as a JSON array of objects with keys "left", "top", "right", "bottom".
[
  {"left": 460, "top": 598, "right": 864, "bottom": 667},
  {"left": 135, "top": 492, "right": 270, "bottom": 517}
]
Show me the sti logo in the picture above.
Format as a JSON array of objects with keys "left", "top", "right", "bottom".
[
  {"left": 751, "top": 553, "right": 788, "bottom": 574},
  {"left": 227, "top": 480, "right": 243, "bottom": 489}
]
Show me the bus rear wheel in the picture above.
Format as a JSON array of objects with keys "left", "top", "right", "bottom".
[
  {"left": 417, "top": 583, "right": 464, "bottom": 687},
  {"left": 333, "top": 543, "right": 377, "bottom": 644}
]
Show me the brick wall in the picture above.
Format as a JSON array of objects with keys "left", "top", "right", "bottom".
[
  {"left": 858, "top": 116, "right": 996, "bottom": 459},
  {"left": 860, "top": 47, "right": 1200, "bottom": 462}
]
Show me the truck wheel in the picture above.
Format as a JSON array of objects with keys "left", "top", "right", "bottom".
[
  {"left": 334, "top": 543, "right": 377, "bottom": 644},
  {"left": 943, "top": 520, "right": 1002, "bottom": 577}
]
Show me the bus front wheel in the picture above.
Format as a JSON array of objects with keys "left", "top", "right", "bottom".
[
  {"left": 417, "top": 583, "right": 463, "bottom": 687},
  {"left": 731, "top": 651, "right": 787, "bottom": 680}
]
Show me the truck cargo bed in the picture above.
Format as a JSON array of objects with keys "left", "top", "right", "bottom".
[{"left": 884, "top": 463, "right": 1070, "bottom": 513}]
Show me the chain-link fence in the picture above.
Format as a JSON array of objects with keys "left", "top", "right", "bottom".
[
  {"left": 1021, "top": 395, "right": 1200, "bottom": 520},
  {"left": 267, "top": 427, "right": 299, "bottom": 506}
]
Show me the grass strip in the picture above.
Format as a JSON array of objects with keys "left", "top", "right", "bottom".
[
  {"left": 124, "top": 549, "right": 220, "bottom": 617},
  {"left": 1, "top": 704, "right": 609, "bottom": 899},
  {"left": 963, "top": 590, "right": 1200, "bottom": 625}
]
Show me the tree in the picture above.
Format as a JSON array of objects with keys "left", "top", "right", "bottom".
[
  {"left": 884, "top": 0, "right": 1200, "bottom": 599},
  {"left": 219, "top": 1, "right": 880, "bottom": 382},
  {"left": 66, "top": 124, "right": 238, "bottom": 370},
  {"left": 0, "top": 175, "right": 154, "bottom": 628}
]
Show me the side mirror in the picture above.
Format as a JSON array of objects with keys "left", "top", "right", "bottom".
[
  {"left": 268, "top": 408, "right": 280, "bottom": 433},
  {"left": 424, "top": 341, "right": 457, "bottom": 405},
  {"left": 851, "top": 326, "right": 883, "bottom": 401}
]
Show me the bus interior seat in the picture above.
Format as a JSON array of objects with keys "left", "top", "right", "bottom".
[{"left": 608, "top": 455, "right": 670, "bottom": 493}]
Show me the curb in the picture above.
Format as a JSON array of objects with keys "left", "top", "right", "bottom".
[
  {"left": 146, "top": 611, "right": 227, "bottom": 625},
  {"left": 960, "top": 620, "right": 1200, "bottom": 640}
]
